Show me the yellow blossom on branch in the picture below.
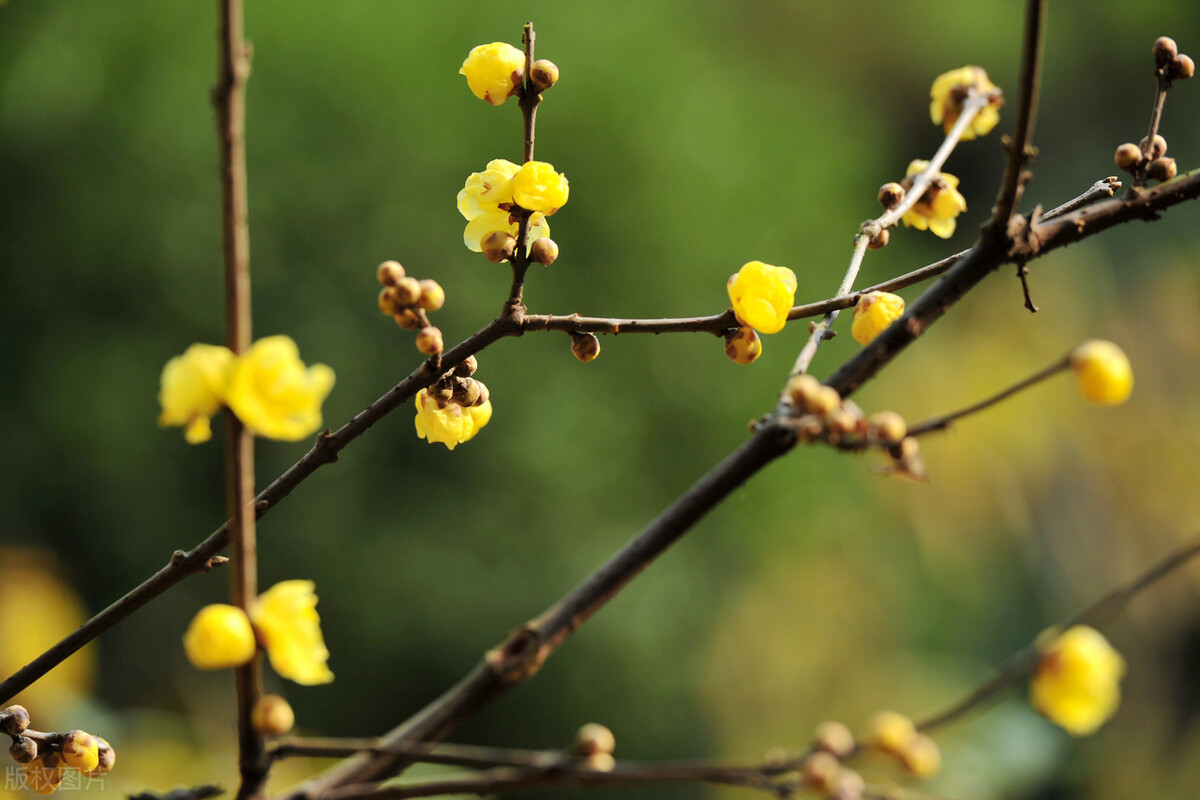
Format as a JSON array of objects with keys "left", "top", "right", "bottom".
[
  {"left": 1030, "top": 625, "right": 1125, "bottom": 736},
  {"left": 851, "top": 291, "right": 905, "bottom": 345},
  {"left": 460, "top": 42, "right": 525, "bottom": 106},
  {"left": 900, "top": 160, "right": 967, "bottom": 239},
  {"left": 510, "top": 161, "right": 570, "bottom": 214},
  {"left": 414, "top": 388, "right": 493, "bottom": 450},
  {"left": 1069, "top": 340, "right": 1133, "bottom": 405},
  {"left": 727, "top": 261, "right": 797, "bottom": 334},
  {"left": 457, "top": 160, "right": 551, "bottom": 253},
  {"left": 251, "top": 580, "right": 334, "bottom": 686},
  {"left": 22, "top": 756, "right": 67, "bottom": 795},
  {"left": 158, "top": 343, "right": 235, "bottom": 444},
  {"left": 929, "top": 66, "right": 1002, "bottom": 140},
  {"left": 183, "top": 603, "right": 257, "bottom": 669},
  {"left": 226, "top": 335, "right": 335, "bottom": 441}
]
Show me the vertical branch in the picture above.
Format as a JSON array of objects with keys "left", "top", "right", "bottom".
[
  {"left": 990, "top": 0, "right": 1046, "bottom": 231},
  {"left": 216, "top": 0, "right": 266, "bottom": 797},
  {"left": 508, "top": 22, "right": 540, "bottom": 308}
]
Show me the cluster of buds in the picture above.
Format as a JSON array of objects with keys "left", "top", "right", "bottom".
[
  {"left": 414, "top": 356, "right": 494, "bottom": 450},
  {"left": 1153, "top": 35, "right": 1194, "bottom": 85},
  {"left": 572, "top": 723, "right": 616, "bottom": 772},
  {"left": 797, "top": 721, "right": 867, "bottom": 799},
  {"left": 376, "top": 260, "right": 447, "bottom": 357},
  {"left": 1114, "top": 134, "right": 1177, "bottom": 183},
  {"left": 783, "top": 375, "right": 926, "bottom": 481},
  {"left": 863, "top": 711, "right": 941, "bottom": 780},
  {"left": 431, "top": 356, "right": 489, "bottom": 409},
  {"left": 2, "top": 706, "right": 114, "bottom": 795}
]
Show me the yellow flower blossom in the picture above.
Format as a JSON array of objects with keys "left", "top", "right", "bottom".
[
  {"left": 183, "top": 604, "right": 257, "bottom": 670},
  {"left": 864, "top": 710, "right": 916, "bottom": 755},
  {"left": 226, "top": 336, "right": 335, "bottom": 441},
  {"left": 1069, "top": 340, "right": 1133, "bottom": 405},
  {"left": 900, "top": 160, "right": 967, "bottom": 239},
  {"left": 23, "top": 756, "right": 67, "bottom": 795},
  {"left": 251, "top": 580, "right": 334, "bottom": 686},
  {"left": 158, "top": 344, "right": 235, "bottom": 444},
  {"left": 510, "top": 161, "right": 570, "bottom": 214},
  {"left": 61, "top": 731, "right": 99, "bottom": 774},
  {"left": 929, "top": 66, "right": 1001, "bottom": 140},
  {"left": 460, "top": 42, "right": 525, "bottom": 106},
  {"left": 1031, "top": 625, "right": 1125, "bottom": 736},
  {"left": 414, "top": 388, "right": 493, "bottom": 450},
  {"left": 458, "top": 160, "right": 551, "bottom": 253},
  {"left": 851, "top": 291, "right": 905, "bottom": 345},
  {"left": 727, "top": 261, "right": 797, "bottom": 335}
]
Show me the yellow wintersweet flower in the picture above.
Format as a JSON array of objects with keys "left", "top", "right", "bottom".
[
  {"left": 1069, "top": 340, "right": 1133, "bottom": 405},
  {"left": 158, "top": 343, "right": 235, "bottom": 444},
  {"left": 23, "top": 755, "right": 67, "bottom": 795},
  {"left": 727, "top": 261, "right": 797, "bottom": 335},
  {"left": 61, "top": 731, "right": 99, "bottom": 774},
  {"left": 851, "top": 291, "right": 905, "bottom": 345},
  {"left": 458, "top": 160, "right": 551, "bottom": 253},
  {"left": 1030, "top": 625, "right": 1125, "bottom": 736},
  {"left": 460, "top": 42, "right": 525, "bottom": 106},
  {"left": 226, "top": 336, "right": 335, "bottom": 441},
  {"left": 929, "top": 66, "right": 1001, "bottom": 140},
  {"left": 900, "top": 160, "right": 967, "bottom": 239},
  {"left": 251, "top": 580, "right": 334, "bottom": 686},
  {"left": 183, "top": 603, "right": 257, "bottom": 669},
  {"left": 510, "top": 161, "right": 570, "bottom": 214},
  {"left": 414, "top": 388, "right": 493, "bottom": 450}
]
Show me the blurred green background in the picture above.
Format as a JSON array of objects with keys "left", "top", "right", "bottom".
[{"left": 3, "top": 1, "right": 1200, "bottom": 798}]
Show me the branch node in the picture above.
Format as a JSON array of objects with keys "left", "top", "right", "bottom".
[{"left": 486, "top": 626, "right": 549, "bottom": 685}]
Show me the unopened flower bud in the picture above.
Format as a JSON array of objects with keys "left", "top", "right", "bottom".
[
  {"left": 452, "top": 377, "right": 482, "bottom": 407},
  {"left": 867, "top": 227, "right": 889, "bottom": 249},
  {"left": 576, "top": 723, "right": 616, "bottom": 756},
  {"left": 814, "top": 720, "right": 855, "bottom": 759},
  {"left": 830, "top": 769, "right": 865, "bottom": 800},
  {"left": 455, "top": 355, "right": 479, "bottom": 376},
  {"left": 898, "top": 733, "right": 941, "bottom": 780},
  {"left": 1, "top": 705, "right": 30, "bottom": 734},
  {"left": 530, "top": 237, "right": 560, "bottom": 266},
  {"left": 724, "top": 326, "right": 762, "bottom": 364},
  {"left": 10, "top": 736, "right": 37, "bottom": 763},
  {"left": 482, "top": 231, "right": 517, "bottom": 263},
  {"left": 1170, "top": 53, "right": 1195, "bottom": 80},
  {"left": 530, "top": 59, "right": 560, "bottom": 91},
  {"left": 878, "top": 182, "right": 906, "bottom": 209},
  {"left": 394, "top": 308, "right": 421, "bottom": 331},
  {"left": 1140, "top": 134, "right": 1168, "bottom": 159},
  {"left": 1113, "top": 142, "right": 1143, "bottom": 171},
  {"left": 868, "top": 411, "right": 907, "bottom": 445},
  {"left": 61, "top": 730, "right": 99, "bottom": 773},
  {"left": 431, "top": 384, "right": 454, "bottom": 406},
  {"left": 799, "top": 752, "right": 840, "bottom": 794},
  {"left": 1148, "top": 156, "right": 1177, "bottom": 182},
  {"left": 418, "top": 280, "right": 445, "bottom": 312},
  {"left": 1154, "top": 36, "right": 1179, "bottom": 69},
  {"left": 85, "top": 738, "right": 115, "bottom": 778},
  {"left": 571, "top": 332, "right": 601, "bottom": 363},
  {"left": 376, "top": 260, "right": 405, "bottom": 286},
  {"left": 252, "top": 694, "right": 295, "bottom": 737},
  {"left": 472, "top": 380, "right": 490, "bottom": 407},
  {"left": 416, "top": 326, "right": 444, "bottom": 356},
  {"left": 378, "top": 287, "right": 399, "bottom": 316},
  {"left": 393, "top": 276, "right": 422, "bottom": 306},
  {"left": 865, "top": 710, "right": 916, "bottom": 755},
  {"left": 785, "top": 374, "right": 821, "bottom": 410},
  {"left": 584, "top": 753, "right": 616, "bottom": 772},
  {"left": 808, "top": 385, "right": 842, "bottom": 416},
  {"left": 829, "top": 409, "right": 858, "bottom": 437}
]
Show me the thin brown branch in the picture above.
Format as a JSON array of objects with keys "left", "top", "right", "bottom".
[
  {"left": 215, "top": 0, "right": 266, "bottom": 797},
  {"left": 507, "top": 23, "right": 540, "bottom": 309},
  {"left": 916, "top": 535, "right": 1200, "bottom": 733},
  {"left": 905, "top": 354, "right": 1070, "bottom": 436},
  {"left": 990, "top": 0, "right": 1045, "bottom": 231},
  {"left": 270, "top": 738, "right": 572, "bottom": 770}
]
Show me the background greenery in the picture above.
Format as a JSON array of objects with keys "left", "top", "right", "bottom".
[{"left": 3, "top": 2, "right": 1200, "bottom": 798}]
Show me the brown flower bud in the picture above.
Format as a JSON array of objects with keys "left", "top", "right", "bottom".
[
  {"left": 482, "top": 231, "right": 517, "bottom": 263},
  {"left": 878, "top": 182, "right": 906, "bottom": 210},
  {"left": 530, "top": 59, "right": 560, "bottom": 91},
  {"left": 570, "top": 332, "right": 601, "bottom": 363},
  {"left": 9, "top": 736, "right": 37, "bottom": 763},
  {"left": 1153, "top": 36, "right": 1179, "bottom": 70},
  {"left": 1113, "top": 142, "right": 1143, "bottom": 171},
  {"left": 418, "top": 280, "right": 445, "bottom": 312},
  {"left": 1170, "top": 53, "right": 1195, "bottom": 81},
  {"left": 785, "top": 374, "right": 822, "bottom": 410},
  {"left": 452, "top": 377, "right": 481, "bottom": 407},
  {"left": 829, "top": 768, "right": 865, "bottom": 800},
  {"left": 813, "top": 720, "right": 856, "bottom": 759},
  {"left": 1139, "top": 133, "right": 1168, "bottom": 159},
  {"left": 85, "top": 738, "right": 115, "bottom": 777},
  {"left": 575, "top": 723, "right": 616, "bottom": 756},
  {"left": 376, "top": 260, "right": 405, "bottom": 286},
  {"left": 393, "top": 276, "right": 423, "bottom": 306},
  {"left": 530, "top": 237, "right": 559, "bottom": 266},
  {"left": 472, "top": 380, "right": 490, "bottom": 407},
  {"left": 1147, "top": 156, "right": 1177, "bottom": 182},
  {"left": 867, "top": 227, "right": 889, "bottom": 250},
  {"left": 829, "top": 409, "right": 858, "bottom": 437},
  {"left": 455, "top": 355, "right": 479, "bottom": 376},
  {"left": 1, "top": 705, "right": 30, "bottom": 735},
  {"left": 252, "top": 695, "right": 295, "bottom": 737},
  {"left": 378, "top": 286, "right": 399, "bottom": 316},
  {"left": 394, "top": 308, "right": 421, "bottom": 331},
  {"left": 431, "top": 384, "right": 454, "bottom": 407},
  {"left": 416, "top": 326, "right": 444, "bottom": 356}
]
